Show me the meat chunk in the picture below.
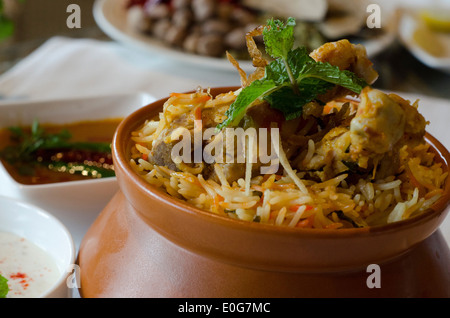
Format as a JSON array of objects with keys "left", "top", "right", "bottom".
[
  {"left": 349, "top": 87, "right": 427, "bottom": 169},
  {"left": 147, "top": 91, "right": 237, "bottom": 178},
  {"left": 295, "top": 87, "right": 427, "bottom": 180},
  {"left": 149, "top": 139, "right": 178, "bottom": 171},
  {"left": 310, "top": 39, "right": 379, "bottom": 85},
  {"left": 350, "top": 87, "right": 406, "bottom": 156},
  {"left": 310, "top": 39, "right": 379, "bottom": 103}
]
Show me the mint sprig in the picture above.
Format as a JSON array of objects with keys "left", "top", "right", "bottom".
[{"left": 218, "top": 18, "right": 368, "bottom": 129}]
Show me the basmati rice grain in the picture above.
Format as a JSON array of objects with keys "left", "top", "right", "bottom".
[
  {"left": 288, "top": 205, "right": 307, "bottom": 227},
  {"left": 275, "top": 207, "right": 287, "bottom": 225}
]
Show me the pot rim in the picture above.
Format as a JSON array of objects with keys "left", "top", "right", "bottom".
[{"left": 113, "top": 86, "right": 450, "bottom": 239}]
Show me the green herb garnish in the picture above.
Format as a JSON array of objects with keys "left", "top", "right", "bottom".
[
  {"left": 2, "top": 119, "right": 111, "bottom": 162},
  {"left": 0, "top": 119, "right": 114, "bottom": 178},
  {"left": 0, "top": 274, "right": 9, "bottom": 298},
  {"left": 217, "top": 17, "right": 368, "bottom": 129},
  {"left": 0, "top": 0, "right": 26, "bottom": 42}
]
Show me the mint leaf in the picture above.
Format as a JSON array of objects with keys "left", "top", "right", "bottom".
[
  {"left": 265, "top": 47, "right": 313, "bottom": 83},
  {"left": 263, "top": 17, "right": 296, "bottom": 60},
  {"left": 219, "top": 18, "right": 368, "bottom": 129},
  {"left": 265, "top": 79, "right": 332, "bottom": 120},
  {"left": 263, "top": 18, "right": 298, "bottom": 91},
  {"left": 218, "top": 79, "right": 281, "bottom": 129},
  {"left": 267, "top": 46, "right": 367, "bottom": 94},
  {"left": 0, "top": 274, "right": 9, "bottom": 298},
  {"left": 297, "top": 61, "right": 368, "bottom": 93}
]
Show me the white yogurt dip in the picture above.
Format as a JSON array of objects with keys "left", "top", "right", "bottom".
[{"left": 0, "top": 231, "right": 61, "bottom": 298}]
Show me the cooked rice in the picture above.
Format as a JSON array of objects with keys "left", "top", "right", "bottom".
[{"left": 129, "top": 88, "right": 447, "bottom": 229}]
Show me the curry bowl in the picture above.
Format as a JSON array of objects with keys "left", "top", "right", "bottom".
[
  {"left": 0, "top": 93, "right": 153, "bottom": 246},
  {"left": 78, "top": 87, "right": 450, "bottom": 298},
  {"left": 0, "top": 93, "right": 154, "bottom": 244}
]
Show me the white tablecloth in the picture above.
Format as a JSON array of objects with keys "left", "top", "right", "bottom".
[{"left": 0, "top": 36, "right": 448, "bottom": 250}]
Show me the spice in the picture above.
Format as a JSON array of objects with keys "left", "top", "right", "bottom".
[
  {"left": 9, "top": 272, "right": 31, "bottom": 292},
  {"left": 0, "top": 232, "right": 60, "bottom": 298}
]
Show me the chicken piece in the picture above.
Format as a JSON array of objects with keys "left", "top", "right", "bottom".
[
  {"left": 310, "top": 39, "right": 379, "bottom": 103},
  {"left": 296, "top": 88, "right": 427, "bottom": 180},
  {"left": 349, "top": 87, "right": 427, "bottom": 169},
  {"left": 387, "top": 93, "right": 428, "bottom": 144},
  {"left": 310, "top": 39, "right": 379, "bottom": 85},
  {"left": 298, "top": 126, "right": 353, "bottom": 181},
  {"left": 350, "top": 88, "right": 405, "bottom": 157}
]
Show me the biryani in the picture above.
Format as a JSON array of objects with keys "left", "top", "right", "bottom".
[{"left": 129, "top": 18, "right": 447, "bottom": 229}]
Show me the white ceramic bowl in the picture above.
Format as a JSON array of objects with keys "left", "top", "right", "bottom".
[
  {"left": 398, "top": 11, "right": 450, "bottom": 74},
  {"left": 0, "top": 195, "right": 76, "bottom": 298},
  {"left": 0, "top": 93, "right": 154, "bottom": 246}
]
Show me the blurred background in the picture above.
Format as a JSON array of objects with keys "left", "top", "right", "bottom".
[
  {"left": 0, "top": 0, "right": 106, "bottom": 73},
  {"left": 0, "top": 0, "right": 449, "bottom": 98}
]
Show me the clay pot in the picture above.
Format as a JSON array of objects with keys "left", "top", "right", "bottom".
[{"left": 78, "top": 87, "right": 450, "bottom": 298}]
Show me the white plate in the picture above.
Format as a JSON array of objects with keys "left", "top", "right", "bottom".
[
  {"left": 93, "top": 0, "right": 254, "bottom": 73},
  {"left": 93, "top": 0, "right": 395, "bottom": 73},
  {"left": 0, "top": 92, "right": 154, "bottom": 248},
  {"left": 399, "top": 11, "right": 450, "bottom": 74}
]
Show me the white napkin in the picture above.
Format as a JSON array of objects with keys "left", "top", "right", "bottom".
[{"left": 0, "top": 36, "right": 240, "bottom": 101}]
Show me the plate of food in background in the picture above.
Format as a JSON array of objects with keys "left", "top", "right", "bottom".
[
  {"left": 93, "top": 0, "right": 396, "bottom": 73},
  {"left": 398, "top": 6, "right": 450, "bottom": 74}
]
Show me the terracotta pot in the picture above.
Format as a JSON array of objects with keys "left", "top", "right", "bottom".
[{"left": 78, "top": 87, "right": 450, "bottom": 298}]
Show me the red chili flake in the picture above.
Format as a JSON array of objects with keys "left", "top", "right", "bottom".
[
  {"left": 9, "top": 272, "right": 31, "bottom": 290},
  {"left": 10, "top": 272, "right": 27, "bottom": 280}
]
